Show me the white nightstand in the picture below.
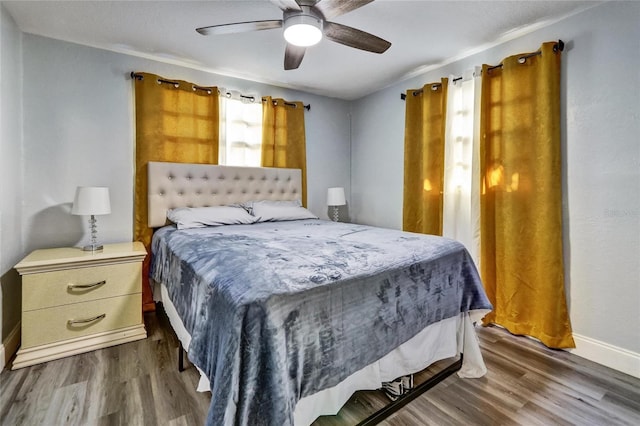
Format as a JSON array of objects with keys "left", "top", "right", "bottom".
[{"left": 12, "top": 242, "right": 148, "bottom": 369}]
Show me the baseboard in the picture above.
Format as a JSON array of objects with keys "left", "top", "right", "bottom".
[
  {"left": 2, "top": 321, "right": 21, "bottom": 370},
  {"left": 570, "top": 333, "right": 640, "bottom": 379}
]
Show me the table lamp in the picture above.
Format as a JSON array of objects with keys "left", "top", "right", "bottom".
[
  {"left": 72, "top": 186, "right": 111, "bottom": 251},
  {"left": 327, "top": 187, "right": 346, "bottom": 222}
]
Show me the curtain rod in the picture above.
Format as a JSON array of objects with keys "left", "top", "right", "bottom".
[
  {"left": 130, "top": 72, "right": 217, "bottom": 94},
  {"left": 400, "top": 76, "right": 462, "bottom": 100},
  {"left": 399, "top": 40, "right": 565, "bottom": 101},
  {"left": 486, "top": 39, "right": 564, "bottom": 72},
  {"left": 220, "top": 88, "right": 260, "bottom": 103},
  {"left": 261, "top": 97, "right": 311, "bottom": 111},
  {"left": 224, "top": 92, "right": 257, "bottom": 102},
  {"left": 131, "top": 72, "right": 310, "bottom": 110}
]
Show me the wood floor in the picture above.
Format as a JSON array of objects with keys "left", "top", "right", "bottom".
[{"left": 1, "top": 307, "right": 639, "bottom": 425}]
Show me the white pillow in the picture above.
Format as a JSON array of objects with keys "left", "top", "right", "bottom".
[
  {"left": 245, "top": 200, "right": 318, "bottom": 222},
  {"left": 167, "top": 206, "right": 258, "bottom": 229}
]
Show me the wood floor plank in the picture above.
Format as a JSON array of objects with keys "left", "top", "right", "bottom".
[
  {"left": 2, "top": 312, "right": 639, "bottom": 426},
  {"left": 435, "top": 379, "right": 513, "bottom": 425},
  {"left": 118, "top": 376, "right": 147, "bottom": 426},
  {"left": 385, "top": 397, "right": 464, "bottom": 426},
  {"left": 523, "top": 381, "right": 613, "bottom": 425},
  {"left": 600, "top": 390, "right": 640, "bottom": 425},
  {"left": 410, "top": 385, "right": 489, "bottom": 425},
  {"left": 168, "top": 412, "right": 200, "bottom": 426},
  {"left": 482, "top": 338, "right": 607, "bottom": 400},
  {"left": 83, "top": 378, "right": 127, "bottom": 422},
  {"left": 515, "top": 400, "right": 575, "bottom": 426},
  {"left": 93, "top": 411, "right": 119, "bottom": 426},
  {"left": 2, "top": 395, "right": 29, "bottom": 426},
  {"left": 0, "top": 366, "right": 28, "bottom": 419},
  {"left": 10, "top": 359, "right": 67, "bottom": 424},
  {"left": 43, "top": 381, "right": 87, "bottom": 425}
]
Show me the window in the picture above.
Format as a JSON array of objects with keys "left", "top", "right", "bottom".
[
  {"left": 442, "top": 69, "right": 481, "bottom": 265},
  {"left": 219, "top": 93, "right": 263, "bottom": 167}
]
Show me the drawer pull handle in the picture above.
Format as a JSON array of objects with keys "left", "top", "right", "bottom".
[
  {"left": 67, "top": 313, "right": 106, "bottom": 325},
  {"left": 68, "top": 280, "right": 106, "bottom": 290}
]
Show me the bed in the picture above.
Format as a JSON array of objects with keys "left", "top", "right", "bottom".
[{"left": 145, "top": 161, "right": 492, "bottom": 425}]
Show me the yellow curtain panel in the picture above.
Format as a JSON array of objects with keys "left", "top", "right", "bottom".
[
  {"left": 403, "top": 79, "right": 448, "bottom": 235},
  {"left": 479, "top": 42, "right": 574, "bottom": 348},
  {"left": 133, "top": 72, "right": 219, "bottom": 310},
  {"left": 261, "top": 96, "right": 308, "bottom": 206}
]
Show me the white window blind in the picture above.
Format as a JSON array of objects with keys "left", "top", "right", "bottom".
[{"left": 219, "top": 93, "right": 263, "bottom": 167}]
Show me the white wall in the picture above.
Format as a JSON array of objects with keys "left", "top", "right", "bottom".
[
  {"left": 0, "top": 4, "right": 24, "bottom": 366},
  {"left": 351, "top": 1, "right": 640, "bottom": 375}
]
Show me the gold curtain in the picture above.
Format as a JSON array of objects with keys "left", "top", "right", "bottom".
[
  {"left": 403, "top": 79, "right": 448, "bottom": 235},
  {"left": 479, "top": 42, "right": 574, "bottom": 348},
  {"left": 261, "top": 96, "right": 308, "bottom": 206},
  {"left": 133, "top": 72, "right": 219, "bottom": 311}
]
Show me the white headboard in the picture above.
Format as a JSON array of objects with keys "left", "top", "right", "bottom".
[{"left": 147, "top": 162, "right": 302, "bottom": 227}]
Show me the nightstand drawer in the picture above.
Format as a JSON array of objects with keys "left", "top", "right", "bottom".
[
  {"left": 21, "top": 293, "right": 142, "bottom": 348},
  {"left": 22, "top": 262, "right": 141, "bottom": 311}
]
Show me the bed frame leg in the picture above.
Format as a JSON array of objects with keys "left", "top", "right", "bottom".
[
  {"left": 178, "top": 341, "right": 185, "bottom": 372},
  {"left": 355, "top": 354, "right": 464, "bottom": 426}
]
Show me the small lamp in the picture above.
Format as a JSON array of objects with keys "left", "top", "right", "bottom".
[
  {"left": 327, "top": 187, "right": 346, "bottom": 222},
  {"left": 72, "top": 186, "right": 111, "bottom": 251}
]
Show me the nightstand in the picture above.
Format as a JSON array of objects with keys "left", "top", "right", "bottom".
[{"left": 12, "top": 242, "right": 148, "bottom": 369}]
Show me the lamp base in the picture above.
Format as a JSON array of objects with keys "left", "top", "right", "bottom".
[
  {"left": 82, "top": 244, "right": 104, "bottom": 252},
  {"left": 332, "top": 206, "right": 340, "bottom": 222}
]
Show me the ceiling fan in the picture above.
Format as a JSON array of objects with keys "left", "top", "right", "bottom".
[{"left": 196, "top": 0, "right": 391, "bottom": 70}]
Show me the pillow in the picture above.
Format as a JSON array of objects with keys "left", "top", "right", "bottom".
[
  {"left": 167, "top": 206, "right": 258, "bottom": 229},
  {"left": 244, "top": 200, "right": 318, "bottom": 222}
]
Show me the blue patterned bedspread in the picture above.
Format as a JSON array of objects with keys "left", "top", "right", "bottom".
[{"left": 151, "top": 219, "right": 491, "bottom": 425}]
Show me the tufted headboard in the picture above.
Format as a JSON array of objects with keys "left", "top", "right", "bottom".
[{"left": 147, "top": 162, "right": 302, "bottom": 228}]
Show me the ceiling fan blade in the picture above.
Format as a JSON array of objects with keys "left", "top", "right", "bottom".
[
  {"left": 284, "top": 44, "right": 306, "bottom": 70},
  {"left": 196, "top": 20, "right": 282, "bottom": 36},
  {"left": 270, "top": 0, "right": 302, "bottom": 11},
  {"left": 323, "top": 21, "right": 391, "bottom": 54},
  {"left": 314, "top": 0, "right": 374, "bottom": 20}
]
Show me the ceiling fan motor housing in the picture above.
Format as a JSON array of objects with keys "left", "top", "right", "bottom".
[{"left": 283, "top": 7, "right": 323, "bottom": 47}]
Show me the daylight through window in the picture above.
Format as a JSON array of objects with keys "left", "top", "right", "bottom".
[{"left": 219, "top": 95, "right": 263, "bottom": 167}]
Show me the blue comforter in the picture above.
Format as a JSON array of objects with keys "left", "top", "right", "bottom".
[{"left": 151, "top": 219, "right": 491, "bottom": 425}]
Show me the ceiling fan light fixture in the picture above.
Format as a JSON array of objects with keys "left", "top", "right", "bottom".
[
  {"left": 197, "top": 1, "right": 389, "bottom": 71},
  {"left": 283, "top": 14, "right": 323, "bottom": 47}
]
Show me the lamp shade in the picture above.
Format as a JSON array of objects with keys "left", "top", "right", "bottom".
[
  {"left": 71, "top": 186, "right": 111, "bottom": 216},
  {"left": 327, "top": 187, "right": 346, "bottom": 206}
]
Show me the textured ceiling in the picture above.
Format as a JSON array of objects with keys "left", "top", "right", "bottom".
[{"left": 3, "top": 0, "right": 600, "bottom": 100}]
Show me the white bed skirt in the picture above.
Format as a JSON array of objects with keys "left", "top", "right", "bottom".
[{"left": 154, "top": 282, "right": 488, "bottom": 425}]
